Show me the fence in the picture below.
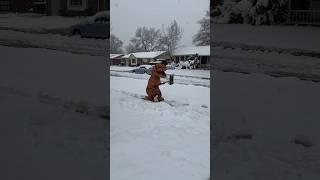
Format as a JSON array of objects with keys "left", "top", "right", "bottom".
[{"left": 288, "top": 10, "right": 320, "bottom": 25}]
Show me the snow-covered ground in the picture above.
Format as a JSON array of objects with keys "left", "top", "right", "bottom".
[
  {"left": 212, "top": 46, "right": 320, "bottom": 81},
  {"left": 110, "top": 76, "right": 210, "bottom": 180},
  {"left": 0, "top": 45, "right": 108, "bottom": 105},
  {"left": 110, "top": 65, "right": 210, "bottom": 79},
  {"left": 213, "top": 24, "right": 320, "bottom": 53},
  {"left": 212, "top": 70, "right": 320, "bottom": 180},
  {"left": 110, "top": 71, "right": 209, "bottom": 87},
  {"left": 0, "top": 13, "right": 84, "bottom": 33},
  {"left": 212, "top": 23, "right": 320, "bottom": 179},
  {"left": 1, "top": 45, "right": 109, "bottom": 179},
  {"left": 0, "top": 30, "right": 106, "bottom": 56}
]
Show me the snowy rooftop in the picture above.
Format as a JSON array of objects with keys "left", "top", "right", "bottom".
[
  {"left": 173, "top": 46, "right": 210, "bottom": 56},
  {"left": 110, "top": 54, "right": 124, "bottom": 59},
  {"left": 122, "top": 51, "right": 166, "bottom": 59}
]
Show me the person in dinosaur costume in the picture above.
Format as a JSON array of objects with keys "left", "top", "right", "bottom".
[{"left": 145, "top": 62, "right": 167, "bottom": 102}]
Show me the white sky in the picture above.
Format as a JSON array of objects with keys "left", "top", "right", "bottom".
[{"left": 111, "top": 0, "right": 209, "bottom": 49}]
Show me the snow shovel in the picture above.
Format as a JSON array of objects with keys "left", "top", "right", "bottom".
[
  {"left": 168, "top": 74, "right": 174, "bottom": 85},
  {"left": 161, "top": 74, "right": 174, "bottom": 85}
]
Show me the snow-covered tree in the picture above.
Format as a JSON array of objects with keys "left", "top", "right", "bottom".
[
  {"left": 193, "top": 10, "right": 210, "bottom": 46},
  {"left": 126, "top": 27, "right": 162, "bottom": 52},
  {"left": 159, "top": 20, "right": 184, "bottom": 54},
  {"left": 212, "top": 0, "right": 288, "bottom": 25},
  {"left": 110, "top": 34, "right": 124, "bottom": 54}
]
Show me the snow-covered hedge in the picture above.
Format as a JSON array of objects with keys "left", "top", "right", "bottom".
[{"left": 212, "top": 0, "right": 288, "bottom": 25}]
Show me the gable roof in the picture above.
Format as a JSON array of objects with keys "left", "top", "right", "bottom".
[
  {"left": 173, "top": 46, "right": 210, "bottom": 56},
  {"left": 110, "top": 54, "right": 124, "bottom": 59},
  {"left": 122, "top": 51, "right": 166, "bottom": 59}
]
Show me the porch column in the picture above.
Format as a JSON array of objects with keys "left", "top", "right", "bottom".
[{"left": 288, "top": 0, "right": 291, "bottom": 23}]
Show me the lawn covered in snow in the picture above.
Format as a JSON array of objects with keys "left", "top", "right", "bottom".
[
  {"left": 0, "top": 13, "right": 84, "bottom": 32},
  {"left": 212, "top": 71, "right": 320, "bottom": 180},
  {"left": 110, "top": 76, "right": 210, "bottom": 180},
  {"left": 212, "top": 46, "right": 320, "bottom": 81},
  {"left": 0, "top": 45, "right": 109, "bottom": 179},
  {"left": 213, "top": 24, "right": 320, "bottom": 52},
  {"left": 0, "top": 30, "right": 107, "bottom": 56},
  {"left": 0, "top": 45, "right": 108, "bottom": 106}
]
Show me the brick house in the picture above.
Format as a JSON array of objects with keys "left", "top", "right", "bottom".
[
  {"left": 0, "top": 0, "right": 33, "bottom": 13},
  {"left": 122, "top": 51, "right": 170, "bottom": 66},
  {"left": 47, "top": 0, "right": 107, "bottom": 16},
  {"left": 110, "top": 54, "right": 124, "bottom": 66}
]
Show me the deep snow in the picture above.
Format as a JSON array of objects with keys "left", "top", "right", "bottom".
[
  {"left": 1, "top": 45, "right": 109, "bottom": 179},
  {"left": 212, "top": 70, "right": 320, "bottom": 180},
  {"left": 110, "top": 76, "right": 210, "bottom": 180}
]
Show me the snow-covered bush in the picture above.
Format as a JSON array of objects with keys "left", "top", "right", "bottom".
[{"left": 212, "top": 0, "right": 288, "bottom": 25}]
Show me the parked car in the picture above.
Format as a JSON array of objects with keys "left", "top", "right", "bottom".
[
  {"left": 166, "top": 63, "right": 176, "bottom": 70},
  {"left": 70, "top": 11, "right": 109, "bottom": 39},
  {"left": 131, "top": 65, "right": 153, "bottom": 75}
]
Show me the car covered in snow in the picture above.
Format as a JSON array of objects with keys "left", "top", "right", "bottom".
[
  {"left": 166, "top": 63, "right": 176, "bottom": 70},
  {"left": 70, "top": 11, "right": 109, "bottom": 39},
  {"left": 131, "top": 65, "right": 153, "bottom": 75}
]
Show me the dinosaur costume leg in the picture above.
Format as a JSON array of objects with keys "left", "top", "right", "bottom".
[{"left": 146, "top": 87, "right": 163, "bottom": 102}]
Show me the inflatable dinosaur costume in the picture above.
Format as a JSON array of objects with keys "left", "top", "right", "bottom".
[{"left": 145, "top": 63, "right": 167, "bottom": 102}]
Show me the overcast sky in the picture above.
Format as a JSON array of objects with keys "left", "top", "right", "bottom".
[{"left": 111, "top": 0, "right": 209, "bottom": 50}]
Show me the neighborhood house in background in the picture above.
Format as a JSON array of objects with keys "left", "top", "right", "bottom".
[
  {"left": 110, "top": 45, "right": 210, "bottom": 69},
  {"left": 212, "top": 0, "right": 320, "bottom": 25},
  {"left": 70, "top": 10, "right": 109, "bottom": 38},
  {"left": 0, "top": 0, "right": 107, "bottom": 16}
]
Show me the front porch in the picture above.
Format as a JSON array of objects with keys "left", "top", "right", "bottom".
[{"left": 288, "top": 0, "right": 320, "bottom": 25}]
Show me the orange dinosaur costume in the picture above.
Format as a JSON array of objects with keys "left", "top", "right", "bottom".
[{"left": 145, "top": 64, "right": 167, "bottom": 102}]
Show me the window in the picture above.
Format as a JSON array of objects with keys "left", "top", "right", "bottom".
[
  {"left": 0, "top": 0, "right": 9, "bottom": 11},
  {"left": 68, "top": 0, "right": 86, "bottom": 10},
  {"left": 201, "top": 56, "right": 207, "bottom": 64},
  {"left": 70, "top": 0, "right": 82, "bottom": 6},
  {"left": 131, "top": 58, "right": 137, "bottom": 64}
]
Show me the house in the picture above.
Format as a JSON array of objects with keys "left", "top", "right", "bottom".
[
  {"left": 110, "top": 54, "right": 124, "bottom": 65},
  {"left": 0, "top": 0, "right": 33, "bottom": 13},
  {"left": 32, "top": 0, "right": 47, "bottom": 14},
  {"left": 0, "top": 0, "right": 10, "bottom": 12},
  {"left": 47, "top": 0, "right": 107, "bottom": 16},
  {"left": 0, "top": 0, "right": 48, "bottom": 14},
  {"left": 121, "top": 51, "right": 170, "bottom": 66},
  {"left": 288, "top": 0, "right": 320, "bottom": 25},
  {"left": 172, "top": 46, "right": 210, "bottom": 68}
]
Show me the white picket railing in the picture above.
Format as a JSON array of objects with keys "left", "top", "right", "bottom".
[{"left": 288, "top": 10, "right": 320, "bottom": 25}]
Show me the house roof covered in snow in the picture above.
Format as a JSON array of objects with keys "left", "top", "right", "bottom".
[
  {"left": 122, "top": 51, "right": 166, "bottom": 59},
  {"left": 110, "top": 54, "right": 124, "bottom": 59},
  {"left": 173, "top": 46, "right": 210, "bottom": 56}
]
